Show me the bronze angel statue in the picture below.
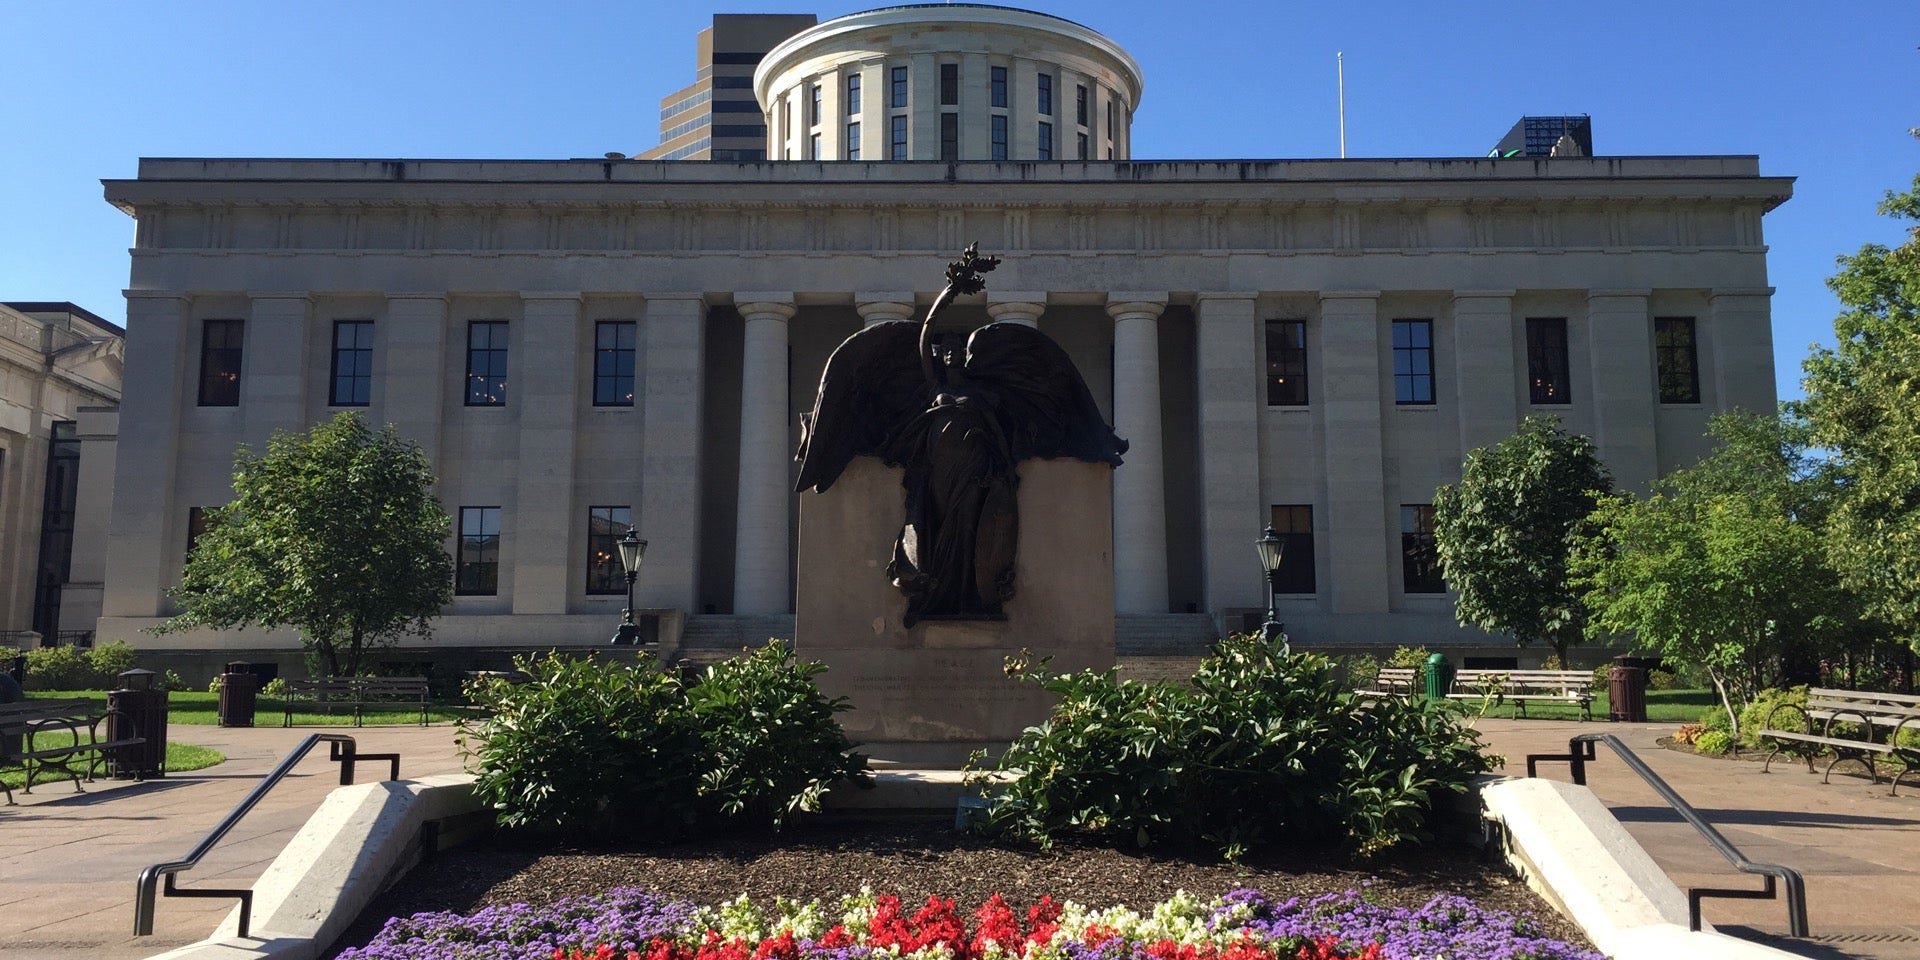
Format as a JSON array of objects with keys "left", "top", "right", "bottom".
[{"left": 794, "top": 245, "right": 1127, "bottom": 627}]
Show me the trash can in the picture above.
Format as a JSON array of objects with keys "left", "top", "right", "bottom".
[
  {"left": 1424, "top": 653, "right": 1456, "bottom": 700},
  {"left": 7, "top": 654, "right": 24, "bottom": 686},
  {"left": 107, "top": 668, "right": 168, "bottom": 780},
  {"left": 218, "top": 661, "right": 259, "bottom": 728},
  {"left": 1608, "top": 655, "right": 1648, "bottom": 723}
]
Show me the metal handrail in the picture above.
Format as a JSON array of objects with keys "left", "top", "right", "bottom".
[
  {"left": 1526, "top": 733, "right": 1808, "bottom": 937},
  {"left": 133, "top": 734, "right": 400, "bottom": 937}
]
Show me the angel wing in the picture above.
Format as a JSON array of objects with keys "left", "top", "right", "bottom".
[
  {"left": 962, "top": 322, "right": 1128, "bottom": 465},
  {"left": 793, "top": 320, "right": 930, "bottom": 493}
]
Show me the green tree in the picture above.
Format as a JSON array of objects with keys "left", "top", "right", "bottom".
[
  {"left": 155, "top": 412, "right": 454, "bottom": 675},
  {"left": 1801, "top": 168, "right": 1920, "bottom": 652},
  {"left": 1571, "top": 413, "right": 1853, "bottom": 732},
  {"left": 1432, "top": 415, "right": 1612, "bottom": 665}
]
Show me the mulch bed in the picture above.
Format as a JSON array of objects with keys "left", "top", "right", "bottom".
[{"left": 330, "top": 817, "right": 1593, "bottom": 957}]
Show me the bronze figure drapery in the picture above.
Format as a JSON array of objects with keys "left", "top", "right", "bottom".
[{"left": 794, "top": 246, "right": 1127, "bottom": 626}]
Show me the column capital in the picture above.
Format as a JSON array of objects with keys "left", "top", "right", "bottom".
[
  {"left": 737, "top": 291, "right": 796, "bottom": 305},
  {"left": 1451, "top": 289, "right": 1515, "bottom": 301},
  {"left": 1711, "top": 287, "right": 1775, "bottom": 301},
  {"left": 987, "top": 295, "right": 1046, "bottom": 327},
  {"left": 1106, "top": 297, "right": 1166, "bottom": 321},
  {"left": 1587, "top": 288, "right": 1652, "bottom": 301},
  {"left": 737, "top": 300, "right": 798, "bottom": 323},
  {"left": 856, "top": 299, "right": 916, "bottom": 326},
  {"left": 244, "top": 291, "right": 312, "bottom": 302}
]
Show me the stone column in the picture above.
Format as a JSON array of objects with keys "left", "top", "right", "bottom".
[
  {"left": 856, "top": 294, "right": 915, "bottom": 327},
  {"left": 241, "top": 293, "right": 310, "bottom": 450},
  {"left": 512, "top": 293, "right": 583, "bottom": 614},
  {"left": 734, "top": 295, "right": 797, "bottom": 614},
  {"left": 1193, "top": 293, "right": 1264, "bottom": 616},
  {"left": 639, "top": 296, "right": 708, "bottom": 610},
  {"left": 382, "top": 295, "right": 449, "bottom": 467},
  {"left": 1108, "top": 294, "right": 1169, "bottom": 614},
  {"left": 103, "top": 292, "right": 190, "bottom": 618},
  {"left": 986, "top": 293, "right": 1045, "bottom": 328},
  {"left": 1319, "top": 292, "right": 1389, "bottom": 614},
  {"left": 1587, "top": 290, "right": 1658, "bottom": 492},
  {"left": 1451, "top": 290, "right": 1518, "bottom": 454},
  {"left": 1711, "top": 288, "right": 1778, "bottom": 417}
]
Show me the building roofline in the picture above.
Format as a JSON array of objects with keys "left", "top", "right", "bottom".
[{"left": 2, "top": 301, "right": 125, "bottom": 336}]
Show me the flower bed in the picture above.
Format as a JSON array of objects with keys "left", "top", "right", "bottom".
[{"left": 335, "top": 887, "right": 1603, "bottom": 960}]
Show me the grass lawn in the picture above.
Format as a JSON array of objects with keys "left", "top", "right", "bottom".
[
  {"left": 22, "top": 689, "right": 472, "bottom": 726},
  {"left": 1450, "top": 687, "right": 1716, "bottom": 723},
  {"left": 2, "top": 741, "right": 225, "bottom": 791}
]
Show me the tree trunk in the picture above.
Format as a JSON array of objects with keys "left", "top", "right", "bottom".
[{"left": 1707, "top": 666, "right": 1740, "bottom": 737}]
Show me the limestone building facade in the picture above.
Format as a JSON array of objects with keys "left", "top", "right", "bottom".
[{"left": 97, "top": 5, "right": 1789, "bottom": 670}]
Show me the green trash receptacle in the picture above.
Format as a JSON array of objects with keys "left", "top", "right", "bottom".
[{"left": 1424, "top": 653, "right": 1456, "bottom": 700}]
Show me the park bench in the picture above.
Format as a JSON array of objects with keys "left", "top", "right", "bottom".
[
  {"left": 1363, "top": 667, "right": 1419, "bottom": 697},
  {"left": 1756, "top": 687, "right": 1920, "bottom": 795},
  {"left": 1, "top": 698, "right": 146, "bottom": 803},
  {"left": 1447, "top": 669, "right": 1595, "bottom": 720},
  {"left": 281, "top": 677, "right": 430, "bottom": 727}
]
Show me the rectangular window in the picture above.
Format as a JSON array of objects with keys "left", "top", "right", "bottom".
[
  {"left": 846, "top": 73, "right": 861, "bottom": 115},
  {"left": 939, "top": 63, "right": 959, "bottom": 105},
  {"left": 990, "top": 66, "right": 1008, "bottom": 108},
  {"left": 1526, "top": 317, "right": 1571, "bottom": 405},
  {"left": 457, "top": 506, "right": 501, "bottom": 596},
  {"left": 1037, "top": 121, "right": 1053, "bottom": 160},
  {"left": 465, "top": 321, "right": 509, "bottom": 407},
  {"left": 1077, "top": 132, "right": 1089, "bottom": 159},
  {"left": 846, "top": 121, "right": 861, "bottom": 160},
  {"left": 1401, "top": 505, "right": 1445, "bottom": 594},
  {"left": 186, "top": 507, "right": 210, "bottom": 562},
  {"left": 1268, "top": 505, "right": 1316, "bottom": 594},
  {"left": 585, "top": 505, "right": 633, "bottom": 595},
  {"left": 1037, "top": 72, "right": 1053, "bottom": 115},
  {"left": 198, "top": 319, "right": 243, "bottom": 406},
  {"left": 593, "top": 321, "right": 636, "bottom": 406},
  {"left": 990, "top": 115, "right": 1008, "bottom": 160},
  {"left": 1076, "top": 84, "right": 1088, "bottom": 125},
  {"left": 1655, "top": 317, "right": 1700, "bottom": 403},
  {"left": 809, "top": 132, "right": 821, "bottom": 159},
  {"left": 1265, "top": 320, "right": 1308, "bottom": 406},
  {"left": 1392, "top": 320, "right": 1435, "bottom": 405},
  {"left": 890, "top": 66, "right": 908, "bottom": 108},
  {"left": 890, "top": 115, "right": 908, "bottom": 160},
  {"left": 329, "top": 320, "right": 373, "bottom": 407},
  {"left": 809, "top": 83, "right": 822, "bottom": 126},
  {"left": 940, "top": 112, "right": 959, "bottom": 160},
  {"left": 1107, "top": 100, "right": 1114, "bottom": 138}
]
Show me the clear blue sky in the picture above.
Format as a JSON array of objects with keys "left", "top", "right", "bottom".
[{"left": 5, "top": 1, "right": 1914, "bottom": 402}]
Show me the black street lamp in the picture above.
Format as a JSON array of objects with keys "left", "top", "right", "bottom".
[
  {"left": 1254, "top": 524, "right": 1288, "bottom": 653},
  {"left": 609, "top": 529, "right": 649, "bottom": 646}
]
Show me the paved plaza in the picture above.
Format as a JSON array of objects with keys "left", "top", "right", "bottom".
[{"left": 0, "top": 717, "right": 1915, "bottom": 960}]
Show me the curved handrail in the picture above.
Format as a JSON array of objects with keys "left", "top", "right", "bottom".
[
  {"left": 133, "top": 733, "right": 400, "bottom": 937},
  {"left": 1525, "top": 732, "right": 1808, "bottom": 937}
]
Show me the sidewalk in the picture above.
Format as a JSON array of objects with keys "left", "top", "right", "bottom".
[
  {"left": 0, "top": 722, "right": 467, "bottom": 960},
  {"left": 1473, "top": 718, "right": 1920, "bottom": 960},
  {"left": 3, "top": 717, "right": 1916, "bottom": 960}
]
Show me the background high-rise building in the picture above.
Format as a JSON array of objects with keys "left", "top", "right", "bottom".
[
  {"left": 638, "top": 14, "right": 819, "bottom": 162},
  {"left": 1491, "top": 116, "right": 1594, "bottom": 158}
]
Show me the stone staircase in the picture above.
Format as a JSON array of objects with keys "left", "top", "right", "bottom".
[
  {"left": 1115, "top": 613, "right": 1219, "bottom": 682},
  {"left": 668, "top": 614, "right": 797, "bottom": 664}
]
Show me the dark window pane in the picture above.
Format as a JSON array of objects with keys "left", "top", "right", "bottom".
[
  {"left": 594, "top": 321, "right": 636, "bottom": 406},
  {"left": 466, "top": 321, "right": 509, "bottom": 406},
  {"left": 890, "top": 66, "right": 908, "bottom": 108},
  {"left": 990, "top": 66, "right": 1007, "bottom": 108},
  {"left": 990, "top": 115, "right": 1008, "bottom": 160},
  {"left": 1268, "top": 504, "right": 1316, "bottom": 594},
  {"left": 846, "top": 122, "right": 861, "bottom": 161},
  {"left": 1655, "top": 317, "right": 1700, "bottom": 403},
  {"left": 1037, "top": 73, "right": 1053, "bottom": 115},
  {"left": 846, "top": 73, "right": 861, "bottom": 115},
  {"left": 1076, "top": 84, "right": 1088, "bottom": 125},
  {"left": 1037, "top": 121, "right": 1052, "bottom": 160},
  {"left": 1401, "top": 504, "right": 1445, "bottom": 593},
  {"left": 809, "top": 83, "right": 822, "bottom": 126},
  {"left": 890, "top": 115, "right": 908, "bottom": 160},
  {"left": 1077, "top": 132, "right": 1089, "bottom": 159},
  {"left": 586, "top": 506, "right": 633, "bottom": 594},
  {"left": 1526, "top": 317, "right": 1571, "bottom": 404},
  {"left": 198, "top": 319, "right": 243, "bottom": 406},
  {"left": 1265, "top": 320, "right": 1308, "bottom": 405},
  {"left": 939, "top": 63, "right": 958, "bottom": 105},
  {"left": 186, "top": 506, "right": 209, "bottom": 562},
  {"left": 457, "top": 506, "right": 501, "bottom": 595},
  {"left": 330, "top": 320, "right": 373, "bottom": 406},
  {"left": 940, "top": 112, "right": 958, "bottom": 160},
  {"left": 1392, "top": 320, "right": 1435, "bottom": 405}
]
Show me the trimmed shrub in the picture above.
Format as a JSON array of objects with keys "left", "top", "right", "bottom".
[
  {"left": 1386, "top": 645, "right": 1432, "bottom": 669},
  {"left": 89, "top": 641, "right": 138, "bottom": 681},
  {"left": 1342, "top": 653, "right": 1382, "bottom": 690},
  {"left": 970, "top": 632, "right": 1495, "bottom": 858},
  {"left": 24, "top": 645, "right": 95, "bottom": 689},
  {"left": 1698, "top": 705, "right": 1732, "bottom": 733},
  {"left": 1694, "top": 730, "right": 1735, "bottom": 756},
  {"left": 1739, "top": 686, "right": 1809, "bottom": 749}
]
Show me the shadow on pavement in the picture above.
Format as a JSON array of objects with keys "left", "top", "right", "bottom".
[{"left": 1607, "top": 805, "right": 1920, "bottom": 829}]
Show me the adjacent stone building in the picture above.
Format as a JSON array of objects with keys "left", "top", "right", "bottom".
[{"left": 97, "top": 4, "right": 1789, "bottom": 671}]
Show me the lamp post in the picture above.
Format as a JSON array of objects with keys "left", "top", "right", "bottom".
[
  {"left": 609, "top": 529, "right": 649, "bottom": 646},
  {"left": 1254, "top": 524, "right": 1288, "bottom": 653}
]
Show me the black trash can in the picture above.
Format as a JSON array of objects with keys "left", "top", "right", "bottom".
[
  {"left": 1608, "top": 656, "right": 1648, "bottom": 723},
  {"left": 107, "top": 668, "right": 169, "bottom": 779},
  {"left": 218, "top": 662, "right": 259, "bottom": 728}
]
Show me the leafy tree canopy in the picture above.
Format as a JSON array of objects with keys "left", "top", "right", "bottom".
[
  {"left": 1432, "top": 414, "right": 1612, "bottom": 664},
  {"left": 155, "top": 412, "right": 454, "bottom": 675},
  {"left": 1800, "top": 169, "right": 1920, "bottom": 651}
]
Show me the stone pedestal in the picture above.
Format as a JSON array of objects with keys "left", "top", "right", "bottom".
[{"left": 794, "top": 456, "right": 1115, "bottom": 766}]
